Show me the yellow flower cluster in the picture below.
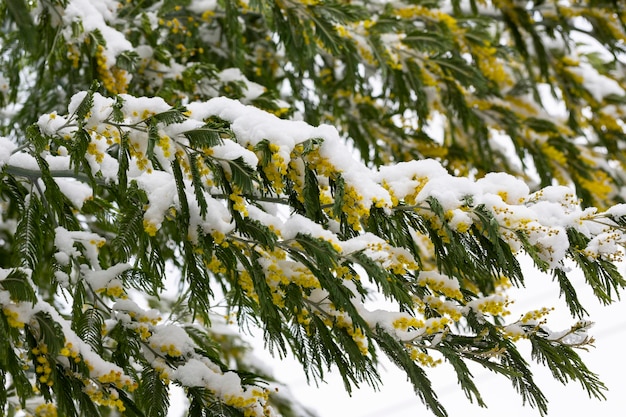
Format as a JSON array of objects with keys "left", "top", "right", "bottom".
[
  {"left": 298, "top": 0, "right": 320, "bottom": 6},
  {"left": 389, "top": 250, "right": 419, "bottom": 275},
  {"left": 94, "top": 125, "right": 122, "bottom": 147},
  {"left": 476, "top": 296, "right": 511, "bottom": 316},
  {"left": 224, "top": 388, "right": 269, "bottom": 416},
  {"left": 66, "top": 44, "right": 80, "bottom": 69},
  {"left": 295, "top": 308, "right": 312, "bottom": 329},
  {"left": 32, "top": 345, "right": 54, "bottom": 387},
  {"left": 157, "top": 135, "right": 173, "bottom": 158},
  {"left": 129, "top": 139, "right": 152, "bottom": 173},
  {"left": 318, "top": 310, "right": 369, "bottom": 355},
  {"left": 540, "top": 142, "right": 568, "bottom": 169},
  {"left": 501, "top": 325, "right": 526, "bottom": 342},
  {"left": 575, "top": 170, "right": 613, "bottom": 209},
  {"left": 194, "top": 155, "right": 214, "bottom": 186},
  {"left": 333, "top": 264, "right": 354, "bottom": 280},
  {"left": 409, "top": 347, "right": 442, "bottom": 367},
  {"left": 224, "top": 393, "right": 258, "bottom": 409},
  {"left": 87, "top": 142, "right": 105, "bottom": 164},
  {"left": 34, "top": 403, "right": 57, "bottom": 417},
  {"left": 156, "top": 343, "right": 182, "bottom": 357},
  {"left": 307, "top": 173, "right": 373, "bottom": 233},
  {"left": 59, "top": 342, "right": 81, "bottom": 364},
  {"left": 126, "top": 311, "right": 160, "bottom": 340},
  {"left": 3, "top": 305, "right": 25, "bottom": 328},
  {"left": 392, "top": 315, "right": 425, "bottom": 331},
  {"left": 381, "top": 180, "right": 400, "bottom": 206},
  {"left": 95, "top": 45, "right": 128, "bottom": 94},
  {"left": 158, "top": 15, "right": 192, "bottom": 37},
  {"left": 143, "top": 219, "right": 159, "bottom": 236},
  {"left": 444, "top": 209, "right": 471, "bottom": 233},
  {"left": 135, "top": 324, "right": 152, "bottom": 340},
  {"left": 201, "top": 10, "right": 215, "bottom": 21},
  {"left": 230, "top": 191, "right": 249, "bottom": 217},
  {"left": 473, "top": 43, "right": 511, "bottom": 85},
  {"left": 96, "top": 282, "right": 126, "bottom": 298},
  {"left": 86, "top": 368, "right": 137, "bottom": 411},
  {"left": 520, "top": 307, "right": 554, "bottom": 324},
  {"left": 261, "top": 143, "right": 288, "bottom": 193},
  {"left": 350, "top": 326, "right": 369, "bottom": 355},
  {"left": 238, "top": 270, "right": 259, "bottom": 303},
  {"left": 83, "top": 383, "right": 127, "bottom": 413},
  {"left": 343, "top": 185, "right": 369, "bottom": 230},
  {"left": 319, "top": 319, "right": 368, "bottom": 355},
  {"left": 582, "top": 231, "right": 624, "bottom": 262},
  {"left": 424, "top": 317, "right": 450, "bottom": 335},
  {"left": 367, "top": 241, "right": 419, "bottom": 275},
  {"left": 393, "top": 6, "right": 460, "bottom": 34},
  {"left": 417, "top": 273, "right": 463, "bottom": 300},
  {"left": 152, "top": 359, "right": 172, "bottom": 383},
  {"left": 335, "top": 24, "right": 351, "bottom": 39},
  {"left": 423, "top": 295, "right": 463, "bottom": 321},
  {"left": 205, "top": 254, "right": 227, "bottom": 274},
  {"left": 265, "top": 258, "right": 323, "bottom": 307},
  {"left": 585, "top": 8, "right": 626, "bottom": 44},
  {"left": 287, "top": 156, "right": 306, "bottom": 201}
]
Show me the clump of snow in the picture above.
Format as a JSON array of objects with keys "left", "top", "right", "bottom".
[
  {"left": 54, "top": 178, "right": 92, "bottom": 208},
  {"left": 119, "top": 94, "right": 171, "bottom": 123},
  {"left": 37, "top": 112, "right": 72, "bottom": 137},
  {"left": 0, "top": 137, "right": 16, "bottom": 168},
  {"left": 113, "top": 299, "right": 161, "bottom": 323},
  {"left": 219, "top": 68, "right": 266, "bottom": 102},
  {"left": 187, "top": 0, "right": 218, "bottom": 14},
  {"left": 148, "top": 324, "right": 195, "bottom": 357},
  {"left": 69, "top": 91, "right": 115, "bottom": 127},
  {"left": 606, "top": 203, "right": 626, "bottom": 218},
  {"left": 54, "top": 226, "right": 105, "bottom": 268},
  {"left": 476, "top": 172, "right": 530, "bottom": 204},
  {"left": 81, "top": 263, "right": 131, "bottom": 293},
  {"left": 376, "top": 159, "right": 448, "bottom": 200},
  {"left": 282, "top": 214, "right": 342, "bottom": 250},
  {"left": 60, "top": 0, "right": 133, "bottom": 62},
  {"left": 211, "top": 139, "right": 259, "bottom": 167},
  {"left": 135, "top": 170, "right": 177, "bottom": 231},
  {"left": 568, "top": 62, "right": 625, "bottom": 101}
]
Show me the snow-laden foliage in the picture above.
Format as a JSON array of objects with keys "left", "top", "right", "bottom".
[{"left": 1, "top": 1, "right": 626, "bottom": 417}]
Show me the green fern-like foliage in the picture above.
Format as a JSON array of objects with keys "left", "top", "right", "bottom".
[{"left": 1, "top": 1, "right": 626, "bottom": 417}]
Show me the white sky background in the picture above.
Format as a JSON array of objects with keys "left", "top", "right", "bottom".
[{"left": 245, "top": 256, "right": 626, "bottom": 417}]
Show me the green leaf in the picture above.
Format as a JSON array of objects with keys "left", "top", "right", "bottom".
[
  {"left": 375, "top": 329, "right": 447, "bottom": 417},
  {"left": 439, "top": 346, "right": 486, "bottom": 407},
  {"left": 189, "top": 153, "right": 209, "bottom": 218},
  {"left": 112, "top": 95, "right": 126, "bottom": 123},
  {"left": 529, "top": 335, "right": 607, "bottom": 399},
  {"left": 171, "top": 157, "right": 190, "bottom": 231},
  {"left": 553, "top": 268, "right": 588, "bottom": 319},
  {"left": 0, "top": 269, "right": 36, "bottom": 303},
  {"left": 116, "top": 50, "right": 140, "bottom": 72},
  {"left": 13, "top": 194, "right": 43, "bottom": 270},
  {"left": 0, "top": 341, "right": 33, "bottom": 407},
  {"left": 150, "top": 108, "right": 187, "bottom": 125},
  {"left": 225, "top": 157, "right": 258, "bottom": 195},
  {"left": 75, "top": 82, "right": 98, "bottom": 122},
  {"left": 136, "top": 367, "right": 169, "bottom": 417},
  {"left": 330, "top": 174, "right": 345, "bottom": 219},
  {"left": 183, "top": 128, "right": 224, "bottom": 148},
  {"left": 31, "top": 312, "right": 65, "bottom": 356},
  {"left": 302, "top": 167, "right": 324, "bottom": 223},
  {"left": 74, "top": 306, "right": 105, "bottom": 354},
  {"left": 5, "top": 0, "right": 37, "bottom": 52}
]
